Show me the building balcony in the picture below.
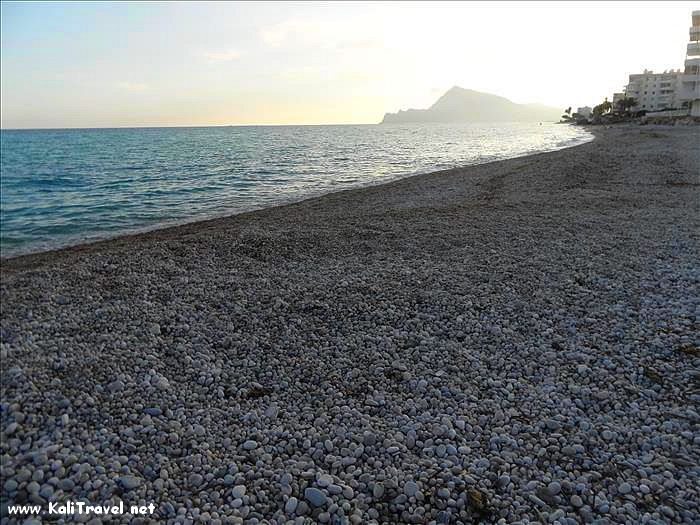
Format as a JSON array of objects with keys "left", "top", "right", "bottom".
[
  {"left": 692, "top": 26, "right": 700, "bottom": 40},
  {"left": 685, "top": 58, "right": 700, "bottom": 74},
  {"left": 688, "top": 42, "right": 700, "bottom": 56},
  {"left": 678, "top": 84, "right": 700, "bottom": 100},
  {"left": 681, "top": 73, "right": 700, "bottom": 84}
]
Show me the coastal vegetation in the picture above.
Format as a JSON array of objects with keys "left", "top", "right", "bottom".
[
  {"left": 615, "top": 96, "right": 637, "bottom": 114},
  {"left": 592, "top": 98, "right": 613, "bottom": 117}
]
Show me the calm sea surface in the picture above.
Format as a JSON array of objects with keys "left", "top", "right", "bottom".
[{"left": 1, "top": 123, "right": 591, "bottom": 257}]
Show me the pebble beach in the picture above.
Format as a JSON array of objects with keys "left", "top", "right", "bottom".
[{"left": 1, "top": 125, "right": 699, "bottom": 524}]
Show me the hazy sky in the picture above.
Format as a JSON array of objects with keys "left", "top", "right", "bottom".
[{"left": 0, "top": 1, "right": 694, "bottom": 128}]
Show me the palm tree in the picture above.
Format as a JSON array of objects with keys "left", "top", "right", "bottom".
[
  {"left": 614, "top": 97, "right": 634, "bottom": 114},
  {"left": 616, "top": 97, "right": 636, "bottom": 114},
  {"left": 601, "top": 98, "right": 612, "bottom": 114},
  {"left": 560, "top": 106, "right": 573, "bottom": 122}
]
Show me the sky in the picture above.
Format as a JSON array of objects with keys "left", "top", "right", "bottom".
[{"left": 0, "top": 1, "right": 694, "bottom": 128}]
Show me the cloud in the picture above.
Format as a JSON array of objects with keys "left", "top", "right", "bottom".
[
  {"left": 281, "top": 66, "right": 320, "bottom": 79},
  {"left": 259, "top": 19, "right": 341, "bottom": 48},
  {"left": 259, "top": 20, "right": 302, "bottom": 47},
  {"left": 202, "top": 49, "right": 243, "bottom": 62},
  {"left": 117, "top": 82, "right": 149, "bottom": 92},
  {"left": 335, "top": 39, "right": 380, "bottom": 50},
  {"left": 259, "top": 18, "right": 382, "bottom": 52}
]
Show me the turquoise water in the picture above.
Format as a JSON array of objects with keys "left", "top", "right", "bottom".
[{"left": 0, "top": 123, "right": 591, "bottom": 257}]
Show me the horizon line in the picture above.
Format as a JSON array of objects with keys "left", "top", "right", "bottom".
[
  {"left": 0, "top": 119, "right": 565, "bottom": 131},
  {"left": 0, "top": 122, "right": 387, "bottom": 131}
]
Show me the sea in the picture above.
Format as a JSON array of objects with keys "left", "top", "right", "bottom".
[{"left": 0, "top": 123, "right": 592, "bottom": 257}]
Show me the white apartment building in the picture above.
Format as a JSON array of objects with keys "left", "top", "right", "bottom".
[
  {"left": 679, "top": 10, "right": 700, "bottom": 116},
  {"left": 624, "top": 70, "right": 684, "bottom": 112},
  {"left": 623, "top": 11, "right": 700, "bottom": 116}
]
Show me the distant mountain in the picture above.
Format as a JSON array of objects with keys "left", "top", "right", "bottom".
[{"left": 381, "top": 86, "right": 561, "bottom": 123}]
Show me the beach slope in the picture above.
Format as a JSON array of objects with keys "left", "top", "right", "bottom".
[{"left": 1, "top": 126, "right": 699, "bottom": 523}]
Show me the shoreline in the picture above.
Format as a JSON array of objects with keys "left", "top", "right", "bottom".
[
  {"left": 1, "top": 130, "right": 594, "bottom": 271},
  {"left": 1, "top": 124, "right": 698, "bottom": 524}
]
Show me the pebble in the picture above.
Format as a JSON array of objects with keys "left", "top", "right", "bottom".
[
  {"left": 404, "top": 480, "right": 419, "bottom": 497},
  {"left": 107, "top": 380, "right": 124, "bottom": 392},
  {"left": 317, "top": 474, "right": 333, "bottom": 487},
  {"left": 119, "top": 476, "right": 141, "bottom": 490},
  {"left": 545, "top": 419, "right": 561, "bottom": 431},
  {"left": 39, "top": 485, "right": 54, "bottom": 499},
  {"left": 188, "top": 473, "right": 203, "bottom": 486},
  {"left": 285, "top": 496, "right": 298, "bottom": 514},
  {"left": 59, "top": 479, "right": 75, "bottom": 491},
  {"left": 659, "top": 505, "right": 675, "bottom": 518},
  {"left": 4, "top": 479, "right": 18, "bottom": 492},
  {"left": 304, "top": 487, "right": 327, "bottom": 507},
  {"left": 373, "top": 483, "right": 385, "bottom": 499},
  {"left": 242, "top": 440, "right": 258, "bottom": 450}
]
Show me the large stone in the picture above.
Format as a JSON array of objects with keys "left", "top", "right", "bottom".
[
  {"left": 304, "top": 487, "right": 327, "bottom": 507},
  {"left": 119, "top": 476, "right": 141, "bottom": 490},
  {"left": 404, "top": 480, "right": 419, "bottom": 497}
]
